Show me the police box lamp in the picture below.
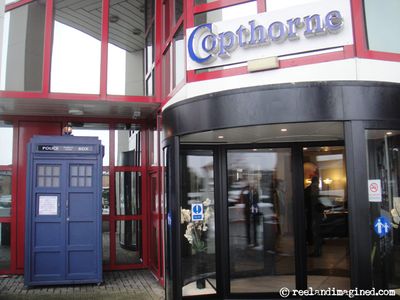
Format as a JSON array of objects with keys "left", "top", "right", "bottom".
[{"left": 63, "top": 122, "right": 73, "bottom": 135}]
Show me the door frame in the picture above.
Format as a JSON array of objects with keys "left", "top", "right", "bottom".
[
  {"left": 179, "top": 140, "right": 348, "bottom": 299},
  {"left": 345, "top": 120, "right": 400, "bottom": 291}
]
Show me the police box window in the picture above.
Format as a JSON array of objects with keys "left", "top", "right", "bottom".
[{"left": 364, "top": 0, "right": 400, "bottom": 54}]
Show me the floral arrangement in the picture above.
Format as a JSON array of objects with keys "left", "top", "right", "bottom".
[{"left": 181, "top": 198, "right": 214, "bottom": 253}]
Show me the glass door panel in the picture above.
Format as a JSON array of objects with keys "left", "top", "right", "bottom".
[
  {"left": 181, "top": 150, "right": 217, "bottom": 297},
  {"left": 227, "top": 148, "right": 295, "bottom": 293},
  {"left": 366, "top": 130, "right": 400, "bottom": 293},
  {"left": 303, "top": 146, "right": 350, "bottom": 289}
]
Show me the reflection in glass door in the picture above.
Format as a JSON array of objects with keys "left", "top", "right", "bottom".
[
  {"left": 303, "top": 146, "right": 350, "bottom": 290},
  {"left": 366, "top": 130, "right": 400, "bottom": 294},
  {"left": 227, "top": 148, "right": 295, "bottom": 293}
]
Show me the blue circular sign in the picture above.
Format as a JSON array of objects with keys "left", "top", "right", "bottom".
[
  {"left": 193, "top": 204, "right": 202, "bottom": 214},
  {"left": 374, "top": 216, "right": 391, "bottom": 238}
]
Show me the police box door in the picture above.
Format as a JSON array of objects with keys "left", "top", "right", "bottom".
[{"left": 25, "top": 136, "right": 102, "bottom": 286}]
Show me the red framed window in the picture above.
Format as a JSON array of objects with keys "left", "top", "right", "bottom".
[
  {"left": 1, "top": 0, "right": 159, "bottom": 102},
  {"left": 0, "top": 122, "right": 15, "bottom": 274},
  {"left": 352, "top": 0, "right": 400, "bottom": 62},
  {"left": 161, "top": 0, "right": 186, "bottom": 101}
]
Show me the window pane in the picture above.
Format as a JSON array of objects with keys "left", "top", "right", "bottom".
[
  {"left": 145, "top": 26, "right": 154, "bottom": 75},
  {"left": 266, "top": 0, "right": 322, "bottom": 11},
  {"left": 181, "top": 151, "right": 216, "bottom": 296},
  {"left": 303, "top": 147, "right": 350, "bottom": 290},
  {"left": 0, "top": 1, "right": 45, "bottom": 91},
  {"left": 0, "top": 223, "right": 11, "bottom": 270},
  {"left": 195, "top": 0, "right": 218, "bottom": 4},
  {"left": 146, "top": 72, "right": 154, "bottom": 96},
  {"left": 115, "top": 124, "right": 141, "bottom": 166},
  {"left": 102, "top": 221, "right": 110, "bottom": 265},
  {"left": 51, "top": 0, "right": 102, "bottom": 94},
  {"left": 194, "top": 1, "right": 257, "bottom": 26},
  {"left": 0, "top": 171, "right": 12, "bottom": 217},
  {"left": 173, "top": 26, "right": 185, "bottom": 88},
  {"left": 366, "top": 130, "right": 400, "bottom": 292},
  {"left": 72, "top": 123, "right": 110, "bottom": 167},
  {"left": 102, "top": 171, "right": 110, "bottom": 215},
  {"left": 115, "top": 220, "right": 142, "bottom": 264},
  {"left": 162, "top": 45, "right": 172, "bottom": 97},
  {"left": 175, "top": 0, "right": 183, "bottom": 23},
  {"left": 0, "top": 125, "right": 13, "bottom": 217},
  {"left": 227, "top": 149, "right": 296, "bottom": 293},
  {"left": 37, "top": 164, "right": 61, "bottom": 188},
  {"left": 145, "top": 0, "right": 155, "bottom": 30},
  {"left": 107, "top": 0, "right": 148, "bottom": 96},
  {"left": 115, "top": 172, "right": 141, "bottom": 215},
  {"left": 364, "top": 0, "right": 400, "bottom": 54},
  {"left": 149, "top": 128, "right": 158, "bottom": 166}
]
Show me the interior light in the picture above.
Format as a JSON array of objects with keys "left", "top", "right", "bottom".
[
  {"left": 68, "top": 109, "right": 83, "bottom": 115},
  {"left": 218, "top": 135, "right": 224, "bottom": 139},
  {"left": 303, "top": 147, "right": 308, "bottom": 150},
  {"left": 323, "top": 178, "right": 333, "bottom": 185},
  {"left": 386, "top": 131, "right": 393, "bottom": 136},
  {"left": 280, "top": 128, "right": 287, "bottom": 132}
]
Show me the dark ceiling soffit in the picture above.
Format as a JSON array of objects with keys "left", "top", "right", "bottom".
[{"left": 162, "top": 81, "right": 400, "bottom": 137}]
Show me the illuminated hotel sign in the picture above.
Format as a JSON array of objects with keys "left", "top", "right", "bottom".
[{"left": 186, "top": 0, "right": 353, "bottom": 70}]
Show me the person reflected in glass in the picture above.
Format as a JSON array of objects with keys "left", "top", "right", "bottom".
[
  {"left": 243, "top": 184, "right": 259, "bottom": 247},
  {"left": 304, "top": 175, "right": 323, "bottom": 257}
]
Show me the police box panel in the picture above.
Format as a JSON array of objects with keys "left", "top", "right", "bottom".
[{"left": 25, "top": 136, "right": 103, "bottom": 286}]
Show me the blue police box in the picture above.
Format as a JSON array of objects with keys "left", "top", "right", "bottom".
[{"left": 25, "top": 135, "right": 103, "bottom": 286}]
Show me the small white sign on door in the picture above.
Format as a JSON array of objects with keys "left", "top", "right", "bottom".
[
  {"left": 368, "top": 179, "right": 382, "bottom": 202},
  {"left": 38, "top": 195, "right": 58, "bottom": 215}
]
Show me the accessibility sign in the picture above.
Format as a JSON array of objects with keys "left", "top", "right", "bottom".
[
  {"left": 374, "top": 216, "right": 391, "bottom": 238},
  {"left": 191, "top": 203, "right": 204, "bottom": 221}
]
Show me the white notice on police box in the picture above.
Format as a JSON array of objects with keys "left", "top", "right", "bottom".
[
  {"left": 368, "top": 179, "right": 382, "bottom": 202},
  {"left": 38, "top": 195, "right": 58, "bottom": 215}
]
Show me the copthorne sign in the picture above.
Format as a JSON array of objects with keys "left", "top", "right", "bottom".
[{"left": 186, "top": 0, "right": 353, "bottom": 71}]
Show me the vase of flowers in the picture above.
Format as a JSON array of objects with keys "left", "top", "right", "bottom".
[{"left": 181, "top": 198, "right": 214, "bottom": 289}]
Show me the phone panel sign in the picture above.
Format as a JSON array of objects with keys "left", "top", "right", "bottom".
[
  {"left": 191, "top": 203, "right": 204, "bottom": 221},
  {"left": 368, "top": 179, "right": 382, "bottom": 202},
  {"left": 374, "top": 216, "right": 391, "bottom": 238}
]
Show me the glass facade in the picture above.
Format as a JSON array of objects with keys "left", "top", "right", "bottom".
[
  {"left": 115, "top": 220, "right": 142, "bottom": 264},
  {"left": 194, "top": 1, "right": 257, "bottom": 26},
  {"left": 181, "top": 151, "right": 216, "bottom": 297},
  {"left": 51, "top": 0, "right": 102, "bottom": 94},
  {"left": 364, "top": 0, "right": 400, "bottom": 54},
  {"left": 227, "top": 149, "right": 295, "bottom": 293},
  {"left": 0, "top": 1, "right": 45, "bottom": 91},
  {"left": 0, "top": 124, "right": 13, "bottom": 218},
  {"left": 366, "top": 130, "right": 400, "bottom": 290},
  {"left": 108, "top": 0, "right": 147, "bottom": 96},
  {"left": 115, "top": 124, "right": 141, "bottom": 167}
]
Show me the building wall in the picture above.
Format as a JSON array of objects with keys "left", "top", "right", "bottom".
[{"left": 164, "top": 58, "right": 400, "bottom": 109}]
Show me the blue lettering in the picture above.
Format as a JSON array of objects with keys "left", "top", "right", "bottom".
[
  {"left": 287, "top": 17, "right": 304, "bottom": 41},
  {"left": 268, "top": 21, "right": 287, "bottom": 43},
  {"left": 188, "top": 23, "right": 215, "bottom": 64},
  {"left": 304, "top": 14, "right": 326, "bottom": 38},
  {"left": 248, "top": 20, "right": 268, "bottom": 46},
  {"left": 236, "top": 25, "right": 249, "bottom": 47},
  {"left": 325, "top": 10, "right": 343, "bottom": 33},
  {"left": 218, "top": 31, "right": 238, "bottom": 57}
]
